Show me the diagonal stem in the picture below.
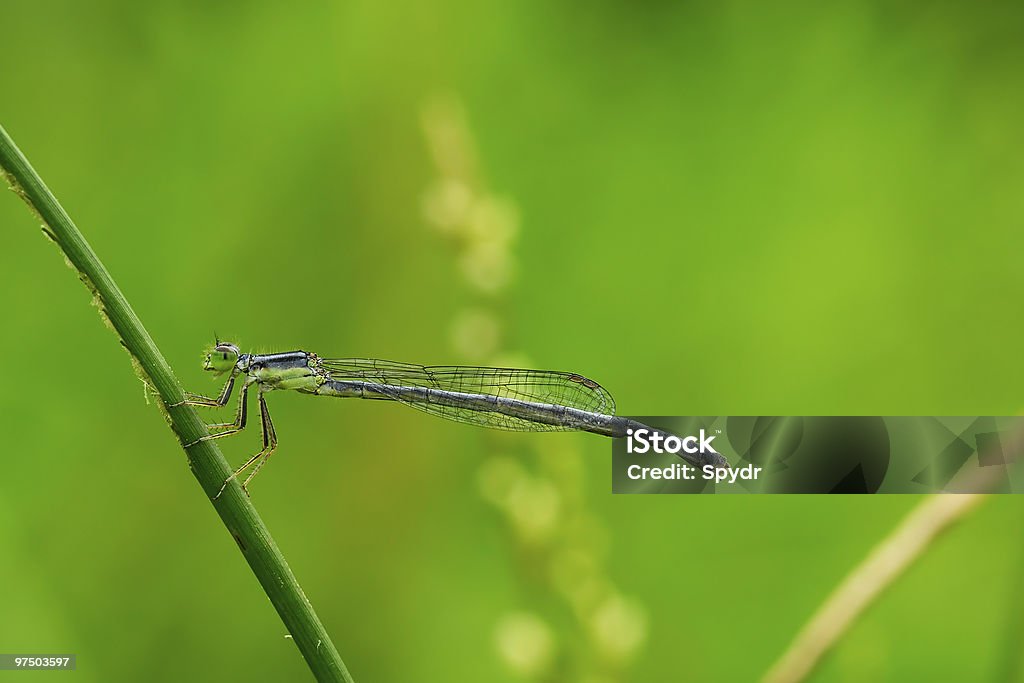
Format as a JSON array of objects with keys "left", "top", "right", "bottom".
[
  {"left": 761, "top": 429, "right": 1021, "bottom": 683},
  {"left": 0, "top": 123, "right": 354, "bottom": 683},
  {"left": 761, "top": 493, "right": 984, "bottom": 683}
]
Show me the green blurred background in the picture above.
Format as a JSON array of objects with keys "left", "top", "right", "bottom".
[{"left": 1, "top": 2, "right": 1022, "bottom": 681}]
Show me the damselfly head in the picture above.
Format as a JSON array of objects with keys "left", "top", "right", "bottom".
[{"left": 204, "top": 342, "right": 240, "bottom": 374}]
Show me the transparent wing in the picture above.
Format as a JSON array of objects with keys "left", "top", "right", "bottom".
[{"left": 319, "top": 358, "right": 616, "bottom": 432}]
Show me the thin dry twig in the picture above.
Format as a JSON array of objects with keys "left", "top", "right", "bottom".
[
  {"left": 763, "top": 422, "right": 1023, "bottom": 683},
  {"left": 762, "top": 493, "right": 985, "bottom": 683}
]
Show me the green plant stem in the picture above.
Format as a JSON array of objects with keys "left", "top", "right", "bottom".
[{"left": 0, "top": 123, "right": 354, "bottom": 683}]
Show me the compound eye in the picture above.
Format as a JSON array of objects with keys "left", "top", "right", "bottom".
[{"left": 206, "top": 343, "right": 239, "bottom": 373}]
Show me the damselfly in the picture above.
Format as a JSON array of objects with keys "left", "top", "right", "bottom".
[{"left": 179, "top": 342, "right": 727, "bottom": 497}]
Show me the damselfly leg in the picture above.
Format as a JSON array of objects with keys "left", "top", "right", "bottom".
[
  {"left": 215, "top": 391, "right": 279, "bottom": 499},
  {"left": 172, "top": 375, "right": 236, "bottom": 408},
  {"left": 183, "top": 380, "right": 251, "bottom": 447}
]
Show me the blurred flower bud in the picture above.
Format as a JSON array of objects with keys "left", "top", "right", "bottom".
[
  {"left": 494, "top": 612, "right": 556, "bottom": 677},
  {"left": 589, "top": 594, "right": 648, "bottom": 664}
]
